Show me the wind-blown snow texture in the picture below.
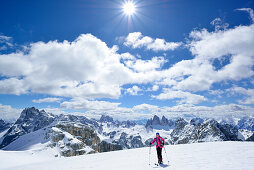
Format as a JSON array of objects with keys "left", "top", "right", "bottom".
[{"left": 0, "top": 142, "right": 253, "bottom": 170}]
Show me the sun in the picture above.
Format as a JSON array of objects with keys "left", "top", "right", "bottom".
[{"left": 122, "top": 2, "right": 136, "bottom": 16}]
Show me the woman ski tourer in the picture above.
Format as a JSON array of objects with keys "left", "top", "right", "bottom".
[{"left": 150, "top": 132, "right": 165, "bottom": 164}]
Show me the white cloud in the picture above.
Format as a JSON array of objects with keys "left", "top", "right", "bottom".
[
  {"left": 133, "top": 103, "right": 159, "bottom": 112},
  {"left": 32, "top": 97, "right": 63, "bottom": 103},
  {"left": 251, "top": 80, "right": 254, "bottom": 85},
  {"left": 208, "top": 90, "right": 224, "bottom": 98},
  {"left": 0, "top": 35, "right": 12, "bottom": 43},
  {"left": 0, "top": 34, "right": 171, "bottom": 99},
  {"left": 119, "top": 52, "right": 136, "bottom": 60},
  {"left": 0, "top": 35, "right": 13, "bottom": 51},
  {"left": 228, "top": 86, "right": 254, "bottom": 104},
  {"left": 60, "top": 98, "right": 121, "bottom": 111},
  {"left": 210, "top": 18, "right": 229, "bottom": 31},
  {"left": 162, "top": 18, "right": 254, "bottom": 92},
  {"left": 0, "top": 34, "right": 127, "bottom": 98},
  {"left": 159, "top": 103, "right": 254, "bottom": 119},
  {"left": 152, "top": 88, "right": 207, "bottom": 104},
  {"left": 125, "top": 85, "right": 142, "bottom": 95},
  {"left": 152, "top": 85, "right": 159, "bottom": 91},
  {"left": 124, "top": 56, "right": 167, "bottom": 73},
  {"left": 0, "top": 104, "right": 21, "bottom": 122},
  {"left": 124, "top": 32, "right": 182, "bottom": 51}
]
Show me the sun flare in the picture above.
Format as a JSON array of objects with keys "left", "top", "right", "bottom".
[{"left": 122, "top": 2, "right": 136, "bottom": 16}]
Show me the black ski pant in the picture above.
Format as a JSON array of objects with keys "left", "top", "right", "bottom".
[{"left": 156, "top": 147, "right": 162, "bottom": 163}]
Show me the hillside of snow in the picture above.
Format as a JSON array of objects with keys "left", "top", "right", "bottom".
[{"left": 0, "top": 141, "right": 254, "bottom": 170}]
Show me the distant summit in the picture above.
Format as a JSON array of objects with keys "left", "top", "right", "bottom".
[
  {"left": 99, "top": 115, "right": 114, "bottom": 123},
  {"left": 0, "top": 107, "right": 55, "bottom": 148},
  {"left": 145, "top": 115, "right": 175, "bottom": 130},
  {"left": 0, "top": 119, "right": 11, "bottom": 133}
]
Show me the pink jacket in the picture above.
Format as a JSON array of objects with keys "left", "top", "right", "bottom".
[{"left": 151, "top": 136, "right": 165, "bottom": 148}]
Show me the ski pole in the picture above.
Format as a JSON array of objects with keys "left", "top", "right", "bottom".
[
  {"left": 149, "top": 145, "right": 151, "bottom": 166},
  {"left": 163, "top": 146, "right": 170, "bottom": 164}
]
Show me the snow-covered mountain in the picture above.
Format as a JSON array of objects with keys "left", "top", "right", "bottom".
[
  {"left": 145, "top": 115, "right": 175, "bottom": 130},
  {"left": 0, "top": 119, "right": 11, "bottom": 133},
  {"left": 0, "top": 107, "right": 253, "bottom": 158}
]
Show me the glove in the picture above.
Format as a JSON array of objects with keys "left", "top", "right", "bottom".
[
  {"left": 161, "top": 143, "right": 164, "bottom": 147},
  {"left": 149, "top": 142, "right": 152, "bottom": 145}
]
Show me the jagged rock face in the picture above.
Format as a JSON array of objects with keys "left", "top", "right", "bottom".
[
  {"left": 130, "top": 135, "right": 144, "bottom": 148},
  {"left": 116, "top": 132, "right": 128, "bottom": 148},
  {"left": 170, "top": 119, "right": 240, "bottom": 144},
  {"left": 50, "top": 127, "right": 86, "bottom": 157},
  {"left": 56, "top": 124, "right": 100, "bottom": 146},
  {"left": 16, "top": 107, "right": 55, "bottom": 133},
  {"left": 161, "top": 116, "right": 169, "bottom": 126},
  {"left": 145, "top": 138, "right": 153, "bottom": 145},
  {"left": 145, "top": 119, "right": 152, "bottom": 128},
  {"left": 94, "top": 141, "right": 122, "bottom": 152},
  {"left": 145, "top": 115, "right": 175, "bottom": 130},
  {"left": 100, "top": 115, "right": 114, "bottom": 123},
  {"left": 121, "top": 120, "right": 136, "bottom": 128},
  {"left": 0, "top": 119, "right": 11, "bottom": 132},
  {"left": 51, "top": 123, "right": 94, "bottom": 157},
  {"left": 171, "top": 122, "right": 196, "bottom": 144},
  {"left": 218, "top": 123, "right": 239, "bottom": 141},
  {"left": 246, "top": 134, "right": 254, "bottom": 141},
  {"left": 58, "top": 114, "right": 99, "bottom": 128},
  {"left": 152, "top": 115, "right": 160, "bottom": 125},
  {"left": 52, "top": 123, "right": 123, "bottom": 156},
  {"left": 190, "top": 118, "right": 204, "bottom": 126},
  {"left": 113, "top": 132, "right": 144, "bottom": 149},
  {"left": 99, "top": 115, "right": 136, "bottom": 129},
  {"left": 174, "top": 118, "right": 188, "bottom": 130},
  {"left": 197, "top": 119, "right": 226, "bottom": 141},
  {"left": 237, "top": 117, "right": 254, "bottom": 131},
  {"left": 103, "top": 131, "right": 116, "bottom": 139},
  {"left": 0, "top": 107, "right": 55, "bottom": 149}
]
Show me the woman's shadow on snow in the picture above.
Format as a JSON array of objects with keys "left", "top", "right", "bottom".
[{"left": 153, "top": 164, "right": 170, "bottom": 168}]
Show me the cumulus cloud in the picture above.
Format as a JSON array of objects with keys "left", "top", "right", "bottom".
[
  {"left": 124, "top": 56, "right": 167, "bottom": 73},
  {"left": 160, "top": 16, "right": 254, "bottom": 92},
  {"left": 0, "top": 35, "right": 14, "bottom": 51},
  {"left": 124, "top": 32, "right": 182, "bottom": 51},
  {"left": 152, "top": 88, "right": 207, "bottom": 104},
  {"left": 210, "top": 18, "right": 229, "bottom": 31},
  {"left": 0, "top": 34, "right": 172, "bottom": 99},
  {"left": 228, "top": 86, "right": 254, "bottom": 104},
  {"left": 60, "top": 98, "right": 121, "bottom": 111},
  {"left": 0, "top": 35, "right": 12, "bottom": 43},
  {"left": 0, "top": 104, "right": 21, "bottom": 122},
  {"left": 152, "top": 85, "right": 159, "bottom": 91},
  {"left": 133, "top": 103, "right": 159, "bottom": 112},
  {"left": 32, "top": 97, "right": 63, "bottom": 103},
  {"left": 125, "top": 85, "right": 142, "bottom": 95}
]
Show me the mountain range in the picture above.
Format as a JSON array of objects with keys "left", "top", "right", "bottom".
[{"left": 0, "top": 107, "right": 253, "bottom": 157}]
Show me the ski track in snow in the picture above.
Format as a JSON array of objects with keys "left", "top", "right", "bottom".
[{"left": 0, "top": 142, "right": 254, "bottom": 170}]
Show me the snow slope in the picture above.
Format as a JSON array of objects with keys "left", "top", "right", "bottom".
[{"left": 0, "top": 141, "right": 254, "bottom": 170}]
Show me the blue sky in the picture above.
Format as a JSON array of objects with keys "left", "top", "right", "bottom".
[{"left": 0, "top": 0, "right": 254, "bottom": 121}]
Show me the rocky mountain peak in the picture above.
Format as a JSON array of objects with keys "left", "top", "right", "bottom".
[
  {"left": 190, "top": 118, "right": 204, "bottom": 126},
  {"left": 100, "top": 115, "right": 114, "bottom": 123},
  {"left": 0, "top": 107, "right": 55, "bottom": 149},
  {"left": 0, "top": 119, "right": 11, "bottom": 132},
  {"left": 152, "top": 115, "right": 160, "bottom": 125}
]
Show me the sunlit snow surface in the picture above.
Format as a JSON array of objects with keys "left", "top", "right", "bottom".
[{"left": 0, "top": 142, "right": 254, "bottom": 170}]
